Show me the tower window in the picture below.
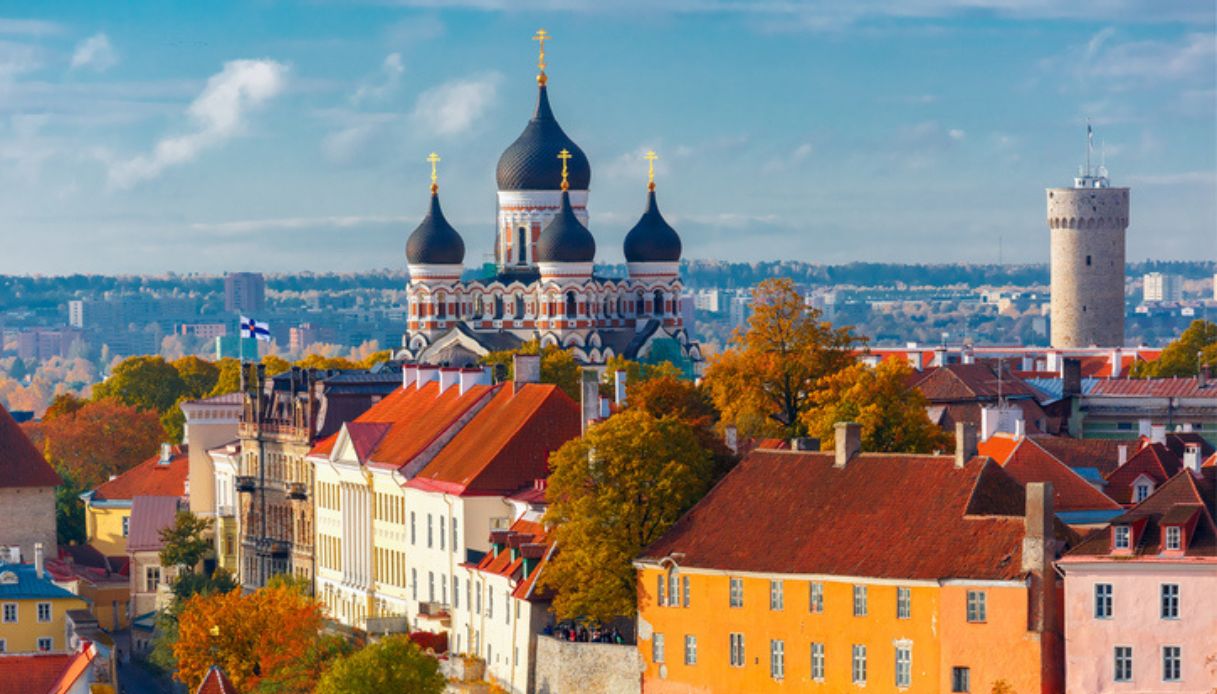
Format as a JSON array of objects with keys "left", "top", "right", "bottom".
[
  {"left": 515, "top": 294, "right": 525, "bottom": 319},
  {"left": 1086, "top": 255, "right": 1092, "bottom": 266},
  {"left": 565, "top": 292, "right": 577, "bottom": 319},
  {"left": 517, "top": 228, "right": 527, "bottom": 264},
  {"left": 654, "top": 290, "right": 664, "bottom": 316}
]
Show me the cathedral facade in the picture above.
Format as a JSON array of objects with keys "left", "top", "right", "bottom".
[{"left": 399, "top": 35, "right": 701, "bottom": 369}]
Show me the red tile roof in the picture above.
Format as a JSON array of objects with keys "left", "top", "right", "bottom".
[
  {"left": 408, "top": 383, "right": 581, "bottom": 496},
  {"left": 474, "top": 517, "right": 554, "bottom": 601},
  {"left": 0, "top": 404, "right": 61, "bottom": 489},
  {"left": 90, "top": 446, "right": 188, "bottom": 502},
  {"left": 997, "top": 439, "right": 1120, "bottom": 513},
  {"left": 640, "top": 451, "right": 1032, "bottom": 581},
  {"left": 1028, "top": 435, "right": 1134, "bottom": 477},
  {"left": 977, "top": 433, "right": 1021, "bottom": 464},
  {"left": 911, "top": 363, "right": 1039, "bottom": 402},
  {"left": 196, "top": 665, "right": 238, "bottom": 694},
  {"left": 1103, "top": 443, "right": 1182, "bottom": 506},
  {"left": 1089, "top": 378, "right": 1217, "bottom": 398},
  {"left": 46, "top": 642, "right": 98, "bottom": 694},
  {"left": 0, "top": 653, "right": 72, "bottom": 694}
]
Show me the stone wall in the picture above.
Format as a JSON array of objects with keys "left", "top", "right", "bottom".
[
  {"left": 534, "top": 635, "right": 642, "bottom": 694},
  {"left": 0, "top": 486, "right": 56, "bottom": 563},
  {"left": 1046, "top": 186, "right": 1129, "bottom": 348}
]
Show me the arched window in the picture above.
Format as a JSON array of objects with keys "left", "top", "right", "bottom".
[
  {"left": 517, "top": 227, "right": 527, "bottom": 264},
  {"left": 436, "top": 292, "right": 447, "bottom": 319},
  {"left": 565, "top": 291, "right": 577, "bottom": 319},
  {"left": 603, "top": 297, "right": 611, "bottom": 317},
  {"left": 618, "top": 296, "right": 625, "bottom": 316},
  {"left": 636, "top": 292, "right": 645, "bottom": 316},
  {"left": 473, "top": 294, "right": 484, "bottom": 318},
  {"left": 493, "top": 295, "right": 504, "bottom": 319},
  {"left": 654, "top": 290, "right": 664, "bottom": 316},
  {"left": 515, "top": 294, "right": 525, "bottom": 319}
]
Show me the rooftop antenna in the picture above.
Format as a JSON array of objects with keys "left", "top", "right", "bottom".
[{"left": 1085, "top": 119, "right": 1093, "bottom": 177}]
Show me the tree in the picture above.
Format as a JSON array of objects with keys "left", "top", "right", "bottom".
[
  {"left": 481, "top": 340, "right": 582, "bottom": 401},
  {"left": 295, "top": 354, "right": 358, "bottom": 371},
  {"left": 802, "top": 359, "right": 952, "bottom": 454},
  {"left": 159, "top": 511, "right": 214, "bottom": 573},
  {"left": 262, "top": 355, "right": 291, "bottom": 376},
  {"left": 92, "top": 355, "right": 186, "bottom": 413},
  {"left": 174, "top": 579, "right": 332, "bottom": 692},
  {"left": 541, "top": 410, "right": 714, "bottom": 622},
  {"left": 600, "top": 355, "right": 681, "bottom": 392},
  {"left": 54, "top": 468, "right": 86, "bottom": 545},
  {"left": 703, "top": 279, "right": 861, "bottom": 439},
  {"left": 1131, "top": 319, "right": 1217, "bottom": 378},
  {"left": 172, "top": 356, "right": 219, "bottom": 399},
  {"left": 208, "top": 358, "right": 244, "bottom": 397},
  {"left": 22, "top": 399, "right": 165, "bottom": 489},
  {"left": 315, "top": 635, "right": 445, "bottom": 694},
  {"left": 43, "top": 393, "right": 86, "bottom": 421}
]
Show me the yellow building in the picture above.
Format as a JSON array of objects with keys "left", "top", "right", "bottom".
[
  {"left": 636, "top": 427, "right": 1063, "bottom": 693},
  {"left": 81, "top": 444, "right": 189, "bottom": 559},
  {"left": 0, "top": 554, "right": 88, "bottom": 653}
]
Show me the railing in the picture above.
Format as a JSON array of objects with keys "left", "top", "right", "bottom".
[
  {"left": 287, "top": 482, "right": 308, "bottom": 501},
  {"left": 255, "top": 538, "right": 292, "bottom": 557},
  {"left": 235, "top": 476, "right": 256, "bottom": 493}
]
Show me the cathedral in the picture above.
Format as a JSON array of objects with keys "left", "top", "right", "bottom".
[{"left": 399, "top": 32, "right": 701, "bottom": 370}]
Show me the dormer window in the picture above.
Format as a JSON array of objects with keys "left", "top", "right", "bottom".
[
  {"left": 1113, "top": 525, "right": 1131, "bottom": 550},
  {"left": 1165, "top": 526, "right": 1182, "bottom": 551},
  {"left": 1134, "top": 482, "right": 1152, "bottom": 503}
]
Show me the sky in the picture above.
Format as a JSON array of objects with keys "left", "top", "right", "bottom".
[{"left": 0, "top": 1, "right": 1213, "bottom": 275}]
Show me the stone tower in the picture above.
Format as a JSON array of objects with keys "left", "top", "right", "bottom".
[{"left": 1046, "top": 132, "right": 1129, "bottom": 348}]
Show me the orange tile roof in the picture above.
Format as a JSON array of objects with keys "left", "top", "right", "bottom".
[
  {"left": 47, "top": 642, "right": 98, "bottom": 694},
  {"left": 1029, "top": 435, "right": 1133, "bottom": 476},
  {"left": 1104, "top": 443, "right": 1182, "bottom": 506},
  {"left": 977, "top": 433, "right": 1021, "bottom": 464},
  {"left": 474, "top": 517, "right": 554, "bottom": 600},
  {"left": 408, "top": 383, "right": 581, "bottom": 496},
  {"left": 0, "top": 653, "right": 72, "bottom": 694},
  {"left": 90, "top": 446, "right": 188, "bottom": 502},
  {"left": 0, "top": 404, "right": 61, "bottom": 489},
  {"left": 196, "top": 665, "right": 238, "bottom": 694},
  {"left": 998, "top": 439, "right": 1121, "bottom": 513}
]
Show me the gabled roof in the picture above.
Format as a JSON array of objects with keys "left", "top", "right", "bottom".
[
  {"left": 1089, "top": 378, "right": 1217, "bottom": 398},
  {"left": 639, "top": 451, "right": 1032, "bottom": 581},
  {"left": 127, "top": 496, "right": 181, "bottom": 553},
  {"left": 0, "top": 563, "right": 81, "bottom": 600},
  {"left": 1104, "top": 442, "right": 1182, "bottom": 506},
  {"left": 0, "top": 403, "right": 61, "bottom": 489},
  {"left": 90, "top": 445, "right": 188, "bottom": 503},
  {"left": 196, "top": 665, "right": 238, "bottom": 694},
  {"left": 474, "top": 517, "right": 555, "bottom": 601},
  {"left": 1029, "top": 435, "right": 1134, "bottom": 477},
  {"left": 46, "top": 642, "right": 99, "bottom": 694},
  {"left": 996, "top": 438, "right": 1121, "bottom": 513},
  {"left": 407, "top": 383, "right": 581, "bottom": 496},
  {"left": 911, "top": 363, "right": 1038, "bottom": 402},
  {"left": 1164, "top": 432, "right": 1215, "bottom": 461},
  {"left": 1066, "top": 467, "right": 1217, "bottom": 559},
  {"left": 0, "top": 653, "right": 73, "bottom": 694}
]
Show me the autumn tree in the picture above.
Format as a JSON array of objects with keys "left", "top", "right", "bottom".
[
  {"left": 600, "top": 355, "right": 681, "bottom": 393},
  {"left": 262, "top": 355, "right": 292, "bottom": 376},
  {"left": 92, "top": 355, "right": 185, "bottom": 413},
  {"left": 295, "top": 354, "right": 359, "bottom": 371},
  {"left": 315, "top": 635, "right": 445, "bottom": 694},
  {"left": 172, "top": 356, "right": 220, "bottom": 399},
  {"left": 1131, "top": 319, "right": 1217, "bottom": 378},
  {"left": 22, "top": 399, "right": 164, "bottom": 489},
  {"left": 803, "top": 358, "right": 951, "bottom": 454},
  {"left": 703, "top": 279, "right": 861, "bottom": 439},
  {"left": 542, "top": 410, "right": 714, "bottom": 622},
  {"left": 481, "top": 340, "right": 582, "bottom": 401},
  {"left": 43, "top": 393, "right": 86, "bottom": 421},
  {"left": 159, "top": 511, "right": 213, "bottom": 573},
  {"left": 149, "top": 510, "right": 232, "bottom": 674}
]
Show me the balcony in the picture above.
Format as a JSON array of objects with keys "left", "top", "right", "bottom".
[
  {"left": 287, "top": 482, "right": 308, "bottom": 501},
  {"left": 216, "top": 504, "right": 236, "bottom": 517},
  {"left": 255, "top": 538, "right": 292, "bottom": 557},
  {"left": 416, "top": 601, "right": 450, "bottom": 627},
  {"left": 235, "top": 476, "right": 257, "bottom": 493}
]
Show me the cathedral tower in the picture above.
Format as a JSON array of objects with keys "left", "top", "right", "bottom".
[{"left": 1046, "top": 127, "right": 1129, "bottom": 348}]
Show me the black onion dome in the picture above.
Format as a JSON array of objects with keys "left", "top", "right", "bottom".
[
  {"left": 535, "top": 190, "right": 595, "bottom": 263},
  {"left": 623, "top": 189, "right": 682, "bottom": 263},
  {"left": 496, "top": 85, "right": 591, "bottom": 191},
  {"left": 406, "top": 190, "right": 465, "bottom": 265}
]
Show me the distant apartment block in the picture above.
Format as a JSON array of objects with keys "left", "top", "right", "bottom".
[
  {"left": 1142, "top": 273, "right": 1182, "bottom": 303},
  {"left": 289, "top": 323, "right": 320, "bottom": 354},
  {"left": 224, "top": 272, "right": 266, "bottom": 314},
  {"left": 178, "top": 323, "right": 228, "bottom": 339},
  {"left": 693, "top": 289, "right": 726, "bottom": 313},
  {"left": 16, "top": 329, "right": 82, "bottom": 361}
]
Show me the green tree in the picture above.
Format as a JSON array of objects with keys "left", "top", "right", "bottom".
[
  {"left": 315, "top": 635, "right": 445, "bottom": 694},
  {"left": 54, "top": 468, "right": 86, "bottom": 545},
  {"left": 802, "top": 358, "right": 952, "bottom": 454},
  {"left": 207, "top": 358, "right": 244, "bottom": 397},
  {"left": 1131, "top": 320, "right": 1217, "bottom": 378},
  {"left": 542, "top": 410, "right": 714, "bottom": 622},
  {"left": 92, "top": 355, "right": 186, "bottom": 413},
  {"left": 481, "top": 340, "right": 581, "bottom": 400},
  {"left": 172, "top": 356, "right": 220, "bottom": 399},
  {"left": 600, "top": 355, "right": 682, "bottom": 392},
  {"left": 159, "top": 511, "right": 214, "bottom": 573}
]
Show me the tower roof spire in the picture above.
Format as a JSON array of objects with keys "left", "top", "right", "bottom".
[
  {"left": 427, "top": 151, "right": 441, "bottom": 195},
  {"left": 533, "top": 28, "right": 551, "bottom": 86},
  {"left": 645, "top": 149, "right": 658, "bottom": 192},
  {"left": 558, "top": 148, "right": 572, "bottom": 191}
]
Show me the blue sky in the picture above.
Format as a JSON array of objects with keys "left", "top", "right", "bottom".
[{"left": 0, "top": 1, "right": 1213, "bottom": 274}]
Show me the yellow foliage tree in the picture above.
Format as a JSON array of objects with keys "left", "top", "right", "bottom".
[{"left": 480, "top": 340, "right": 581, "bottom": 401}]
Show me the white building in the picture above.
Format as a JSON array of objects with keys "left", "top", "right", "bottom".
[{"left": 1142, "top": 272, "right": 1182, "bottom": 303}]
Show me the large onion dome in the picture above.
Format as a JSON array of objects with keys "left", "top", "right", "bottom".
[
  {"left": 496, "top": 85, "right": 591, "bottom": 191},
  {"left": 623, "top": 186, "right": 682, "bottom": 263},
  {"left": 406, "top": 187, "right": 465, "bottom": 265},
  {"left": 536, "top": 190, "right": 595, "bottom": 263}
]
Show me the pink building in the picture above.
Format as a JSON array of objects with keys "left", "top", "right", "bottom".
[{"left": 1058, "top": 466, "right": 1216, "bottom": 692}]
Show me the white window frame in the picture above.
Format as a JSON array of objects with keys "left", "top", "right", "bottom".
[
  {"left": 1165, "top": 526, "right": 1181, "bottom": 551},
  {"left": 657, "top": 574, "right": 666, "bottom": 607},
  {"left": 653, "top": 633, "right": 665, "bottom": 664},
  {"left": 729, "top": 578, "right": 743, "bottom": 608},
  {"left": 1, "top": 603, "right": 14, "bottom": 623},
  {"left": 769, "top": 579, "right": 783, "bottom": 611},
  {"left": 1114, "top": 646, "right": 1133, "bottom": 682},
  {"left": 1160, "top": 584, "right": 1179, "bottom": 619},
  {"left": 668, "top": 572, "right": 679, "bottom": 608},
  {"left": 1134, "top": 483, "right": 1151, "bottom": 503},
  {"left": 952, "top": 666, "right": 970, "bottom": 692},
  {"left": 682, "top": 575, "right": 690, "bottom": 608},
  {"left": 684, "top": 634, "right": 697, "bottom": 666},
  {"left": 37, "top": 637, "right": 52, "bottom": 652},
  {"left": 1094, "top": 583, "right": 1113, "bottom": 619},
  {"left": 809, "top": 581, "right": 823, "bottom": 613},
  {"left": 897, "top": 586, "right": 911, "bottom": 619},
  {"left": 851, "top": 644, "right": 867, "bottom": 684},
  {"left": 769, "top": 639, "right": 785, "bottom": 680},
  {"left": 1113, "top": 525, "right": 1131, "bottom": 549},
  {"left": 853, "top": 584, "right": 867, "bottom": 617},
  {"left": 36, "top": 602, "right": 51, "bottom": 623},
  {"left": 729, "top": 633, "right": 745, "bottom": 668},
  {"left": 966, "top": 590, "right": 987, "bottom": 623},
  {"left": 811, "top": 642, "right": 825, "bottom": 681},
  {"left": 1162, "top": 645, "right": 1181, "bottom": 682},
  {"left": 895, "top": 644, "right": 912, "bottom": 688}
]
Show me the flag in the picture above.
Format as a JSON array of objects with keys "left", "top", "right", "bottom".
[{"left": 239, "top": 316, "right": 271, "bottom": 342}]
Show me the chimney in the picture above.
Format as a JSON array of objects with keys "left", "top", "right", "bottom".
[
  {"left": 458, "top": 367, "right": 491, "bottom": 396},
  {"left": 907, "top": 352, "right": 922, "bottom": 371},
  {"left": 1021, "top": 481, "right": 1055, "bottom": 634},
  {"left": 1117, "top": 444, "right": 1128, "bottom": 465},
  {"left": 724, "top": 426, "right": 739, "bottom": 455},
  {"left": 438, "top": 367, "right": 460, "bottom": 394},
  {"left": 1183, "top": 443, "right": 1202, "bottom": 474},
  {"left": 614, "top": 370, "right": 628, "bottom": 407},
  {"left": 933, "top": 346, "right": 947, "bottom": 368},
  {"left": 1020, "top": 354, "right": 1034, "bottom": 372},
  {"left": 402, "top": 363, "right": 418, "bottom": 389},
  {"left": 955, "top": 421, "right": 978, "bottom": 468},
  {"left": 1109, "top": 348, "right": 1123, "bottom": 378},
  {"left": 1014, "top": 418, "right": 1026, "bottom": 438},
  {"left": 1150, "top": 423, "right": 1166, "bottom": 446},
  {"left": 581, "top": 369, "right": 600, "bottom": 435},
  {"left": 1138, "top": 419, "right": 1152, "bottom": 439},
  {"left": 34, "top": 543, "right": 44, "bottom": 579},
  {"left": 1200, "top": 365, "right": 1210, "bottom": 389},
  {"left": 159, "top": 443, "right": 172, "bottom": 465},
  {"left": 415, "top": 364, "right": 439, "bottom": 390},
  {"left": 512, "top": 354, "right": 541, "bottom": 395},
  {"left": 834, "top": 422, "right": 861, "bottom": 467},
  {"left": 962, "top": 347, "right": 975, "bottom": 365},
  {"left": 1046, "top": 350, "right": 1060, "bottom": 373},
  {"left": 790, "top": 437, "right": 818, "bottom": 451},
  {"left": 1061, "top": 358, "right": 1082, "bottom": 398}
]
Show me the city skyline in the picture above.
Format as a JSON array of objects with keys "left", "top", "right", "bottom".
[{"left": 0, "top": 2, "right": 1214, "bottom": 274}]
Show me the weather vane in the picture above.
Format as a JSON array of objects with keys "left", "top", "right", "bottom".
[
  {"left": 427, "top": 152, "right": 440, "bottom": 193},
  {"left": 557, "top": 148, "right": 571, "bottom": 191},
  {"left": 645, "top": 150, "right": 658, "bottom": 191},
  {"left": 533, "top": 29, "right": 551, "bottom": 85}
]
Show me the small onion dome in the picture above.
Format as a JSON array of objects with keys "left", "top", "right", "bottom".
[
  {"left": 623, "top": 187, "right": 682, "bottom": 263},
  {"left": 406, "top": 187, "right": 465, "bottom": 265},
  {"left": 496, "top": 85, "right": 591, "bottom": 191},
  {"left": 535, "top": 190, "right": 595, "bottom": 263}
]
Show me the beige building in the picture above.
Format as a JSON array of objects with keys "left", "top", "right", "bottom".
[
  {"left": 0, "top": 405, "right": 60, "bottom": 565},
  {"left": 180, "top": 394, "right": 241, "bottom": 573}
]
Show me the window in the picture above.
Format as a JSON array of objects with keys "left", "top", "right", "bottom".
[
  {"left": 411, "top": 568, "right": 418, "bottom": 601},
  {"left": 1114, "top": 646, "right": 1133, "bottom": 682},
  {"left": 2, "top": 603, "right": 15, "bottom": 623},
  {"left": 37, "top": 637, "right": 52, "bottom": 652},
  {"left": 729, "top": 578, "right": 743, "bottom": 608},
  {"left": 439, "top": 517, "right": 445, "bottom": 551},
  {"left": 1165, "top": 526, "right": 1181, "bottom": 550},
  {"left": 487, "top": 586, "right": 494, "bottom": 619},
  {"left": 145, "top": 566, "right": 161, "bottom": 592},
  {"left": 669, "top": 573, "right": 680, "bottom": 608},
  {"left": 966, "top": 590, "right": 987, "bottom": 623},
  {"left": 453, "top": 576, "right": 460, "bottom": 609},
  {"left": 853, "top": 585, "right": 867, "bottom": 616},
  {"left": 1161, "top": 584, "right": 1179, "bottom": 619},
  {"left": 474, "top": 580, "right": 481, "bottom": 614},
  {"left": 657, "top": 574, "right": 666, "bottom": 607},
  {"left": 1094, "top": 583, "right": 1113, "bottom": 618},
  {"left": 1162, "top": 645, "right": 1181, "bottom": 682},
  {"left": 1086, "top": 255, "right": 1092, "bottom": 266},
  {"left": 729, "top": 633, "right": 745, "bottom": 667},
  {"left": 427, "top": 514, "right": 433, "bottom": 548},
  {"left": 1114, "top": 526, "right": 1131, "bottom": 549},
  {"left": 809, "top": 582, "right": 823, "bottom": 613},
  {"left": 505, "top": 590, "right": 510, "bottom": 624},
  {"left": 769, "top": 580, "right": 784, "bottom": 610},
  {"left": 897, "top": 587, "right": 911, "bottom": 619},
  {"left": 122, "top": 516, "right": 129, "bottom": 537},
  {"left": 684, "top": 635, "right": 697, "bottom": 665},
  {"left": 410, "top": 512, "right": 416, "bottom": 545},
  {"left": 895, "top": 644, "right": 912, "bottom": 688},
  {"left": 770, "top": 640, "right": 785, "bottom": 680},
  {"left": 682, "top": 575, "right": 690, "bottom": 608},
  {"left": 428, "top": 572, "right": 434, "bottom": 602},
  {"left": 0, "top": 639, "right": 5, "bottom": 653},
  {"left": 851, "top": 644, "right": 867, "bottom": 684},
  {"left": 1135, "top": 483, "right": 1151, "bottom": 503},
  {"left": 952, "top": 667, "right": 971, "bottom": 692},
  {"left": 810, "top": 642, "right": 825, "bottom": 680},
  {"left": 653, "top": 633, "right": 665, "bottom": 664},
  {"left": 517, "top": 228, "right": 527, "bottom": 264},
  {"left": 36, "top": 602, "right": 50, "bottom": 623},
  {"left": 452, "top": 518, "right": 459, "bottom": 551}
]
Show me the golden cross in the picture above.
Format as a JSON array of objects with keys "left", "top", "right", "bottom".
[
  {"left": 645, "top": 150, "right": 658, "bottom": 188},
  {"left": 557, "top": 148, "right": 571, "bottom": 190},
  {"left": 427, "top": 152, "right": 440, "bottom": 191},
  {"left": 532, "top": 29, "right": 550, "bottom": 73}
]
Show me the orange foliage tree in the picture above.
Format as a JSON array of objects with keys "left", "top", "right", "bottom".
[
  {"left": 22, "top": 399, "right": 164, "bottom": 489},
  {"left": 174, "top": 580, "right": 333, "bottom": 692}
]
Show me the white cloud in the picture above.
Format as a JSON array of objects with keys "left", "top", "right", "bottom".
[
  {"left": 70, "top": 33, "right": 118, "bottom": 72},
  {"left": 0, "top": 40, "right": 41, "bottom": 79},
  {"left": 190, "top": 214, "right": 412, "bottom": 234},
  {"left": 321, "top": 112, "right": 399, "bottom": 165},
  {"left": 410, "top": 72, "right": 500, "bottom": 137},
  {"left": 351, "top": 52, "right": 404, "bottom": 104},
  {"left": 0, "top": 18, "right": 62, "bottom": 36},
  {"left": 107, "top": 59, "right": 288, "bottom": 188},
  {"left": 948, "top": 128, "right": 966, "bottom": 140}
]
